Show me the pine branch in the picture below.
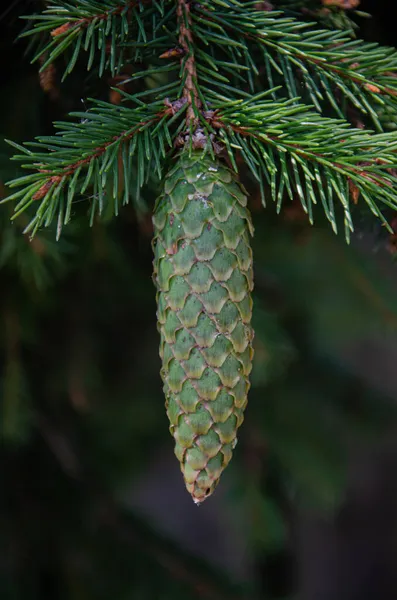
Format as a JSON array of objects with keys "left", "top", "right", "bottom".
[
  {"left": 2, "top": 99, "right": 182, "bottom": 236},
  {"left": 195, "top": 2, "right": 397, "bottom": 129},
  {"left": 21, "top": 0, "right": 172, "bottom": 77},
  {"left": 276, "top": 0, "right": 363, "bottom": 32},
  {"left": 6, "top": 0, "right": 397, "bottom": 240},
  {"left": 6, "top": 87, "right": 397, "bottom": 240},
  {"left": 210, "top": 93, "right": 397, "bottom": 238}
]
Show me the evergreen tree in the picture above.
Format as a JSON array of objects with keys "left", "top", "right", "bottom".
[{"left": 2, "top": 1, "right": 397, "bottom": 597}]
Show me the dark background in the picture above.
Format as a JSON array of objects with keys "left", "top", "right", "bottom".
[{"left": 2, "top": 1, "right": 397, "bottom": 599}]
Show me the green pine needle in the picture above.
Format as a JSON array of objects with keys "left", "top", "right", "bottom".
[{"left": 5, "top": 0, "right": 397, "bottom": 240}]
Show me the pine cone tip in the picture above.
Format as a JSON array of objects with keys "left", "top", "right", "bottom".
[{"left": 187, "top": 475, "right": 220, "bottom": 505}]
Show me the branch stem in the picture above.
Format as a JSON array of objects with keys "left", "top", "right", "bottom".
[
  {"left": 212, "top": 117, "right": 394, "bottom": 190},
  {"left": 177, "top": 0, "right": 200, "bottom": 123},
  {"left": 51, "top": 0, "right": 151, "bottom": 37},
  {"left": 32, "top": 113, "right": 165, "bottom": 201}
]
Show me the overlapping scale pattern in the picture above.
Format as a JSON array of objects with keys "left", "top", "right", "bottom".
[{"left": 152, "top": 151, "right": 254, "bottom": 503}]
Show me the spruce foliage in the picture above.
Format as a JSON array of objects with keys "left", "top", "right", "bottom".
[{"left": 4, "top": 0, "right": 397, "bottom": 240}]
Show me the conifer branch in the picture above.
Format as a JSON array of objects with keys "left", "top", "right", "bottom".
[
  {"left": 3, "top": 100, "right": 179, "bottom": 236},
  {"left": 21, "top": 0, "right": 171, "bottom": 77},
  {"left": 31, "top": 114, "right": 161, "bottom": 202},
  {"left": 195, "top": 3, "right": 397, "bottom": 128},
  {"left": 50, "top": 0, "right": 151, "bottom": 38},
  {"left": 210, "top": 94, "right": 397, "bottom": 237},
  {"left": 6, "top": 0, "right": 397, "bottom": 239},
  {"left": 176, "top": 0, "right": 200, "bottom": 123}
]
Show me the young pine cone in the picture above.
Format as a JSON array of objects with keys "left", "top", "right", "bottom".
[{"left": 152, "top": 150, "right": 254, "bottom": 504}]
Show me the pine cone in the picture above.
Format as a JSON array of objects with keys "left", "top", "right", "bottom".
[{"left": 152, "top": 150, "right": 254, "bottom": 503}]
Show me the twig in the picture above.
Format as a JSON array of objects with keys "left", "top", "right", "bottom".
[
  {"left": 197, "top": 7, "right": 397, "bottom": 104},
  {"left": 32, "top": 112, "right": 166, "bottom": 201},
  {"left": 211, "top": 116, "right": 395, "bottom": 191},
  {"left": 51, "top": 0, "right": 151, "bottom": 37},
  {"left": 177, "top": 0, "right": 200, "bottom": 123}
]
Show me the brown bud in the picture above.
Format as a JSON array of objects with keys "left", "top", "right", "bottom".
[
  {"left": 348, "top": 179, "right": 360, "bottom": 205},
  {"left": 322, "top": 0, "right": 360, "bottom": 8},
  {"left": 364, "top": 83, "right": 381, "bottom": 94},
  {"left": 160, "top": 47, "right": 185, "bottom": 59},
  {"left": 33, "top": 180, "right": 55, "bottom": 200},
  {"left": 51, "top": 22, "right": 74, "bottom": 37}
]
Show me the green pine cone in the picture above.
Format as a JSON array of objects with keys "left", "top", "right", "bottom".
[{"left": 152, "top": 150, "right": 254, "bottom": 504}]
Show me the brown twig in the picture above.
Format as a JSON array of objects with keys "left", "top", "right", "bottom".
[
  {"left": 51, "top": 0, "right": 151, "bottom": 37},
  {"left": 176, "top": 0, "right": 200, "bottom": 123},
  {"left": 32, "top": 112, "right": 168, "bottom": 201},
  {"left": 197, "top": 7, "right": 397, "bottom": 103},
  {"left": 211, "top": 116, "right": 395, "bottom": 191}
]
